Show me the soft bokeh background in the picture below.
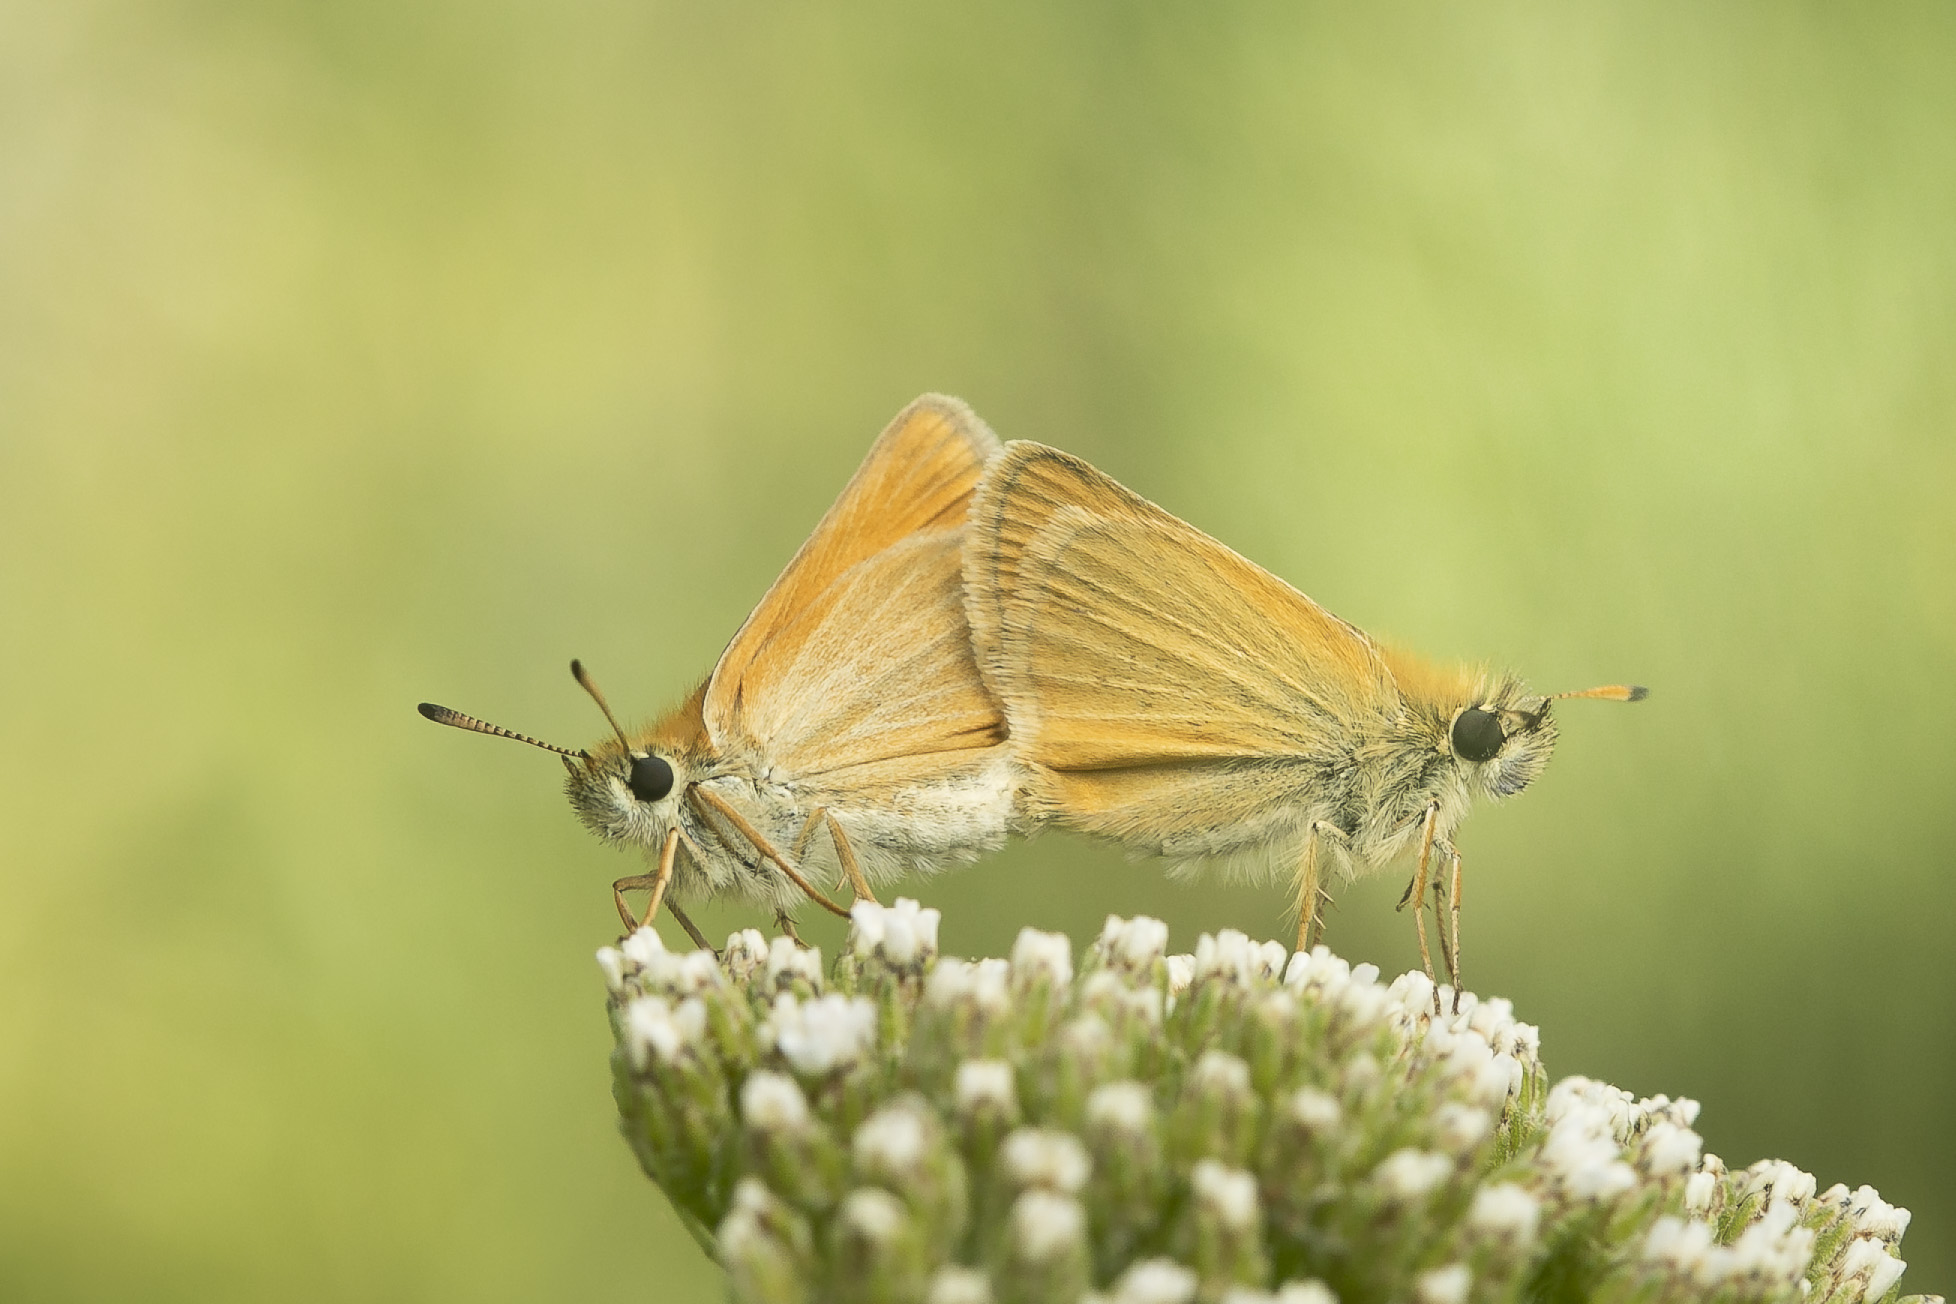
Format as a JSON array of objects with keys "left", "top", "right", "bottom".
[{"left": 3, "top": 2, "right": 1952, "bottom": 1299}]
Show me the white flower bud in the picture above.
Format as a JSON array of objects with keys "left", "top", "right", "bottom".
[
  {"left": 1848, "top": 1184, "right": 1912, "bottom": 1241},
  {"left": 1335, "top": 980, "right": 1388, "bottom": 1030},
  {"left": 1001, "top": 1127, "right": 1091, "bottom": 1194},
  {"left": 1062, "top": 1014, "right": 1113, "bottom": 1058},
  {"left": 596, "top": 946, "right": 628, "bottom": 995},
  {"left": 1191, "top": 1159, "right": 1259, "bottom": 1230},
  {"left": 1466, "top": 1182, "right": 1540, "bottom": 1245},
  {"left": 1466, "top": 995, "right": 1513, "bottom": 1037},
  {"left": 1433, "top": 1103, "right": 1492, "bottom": 1155},
  {"left": 1641, "top": 1215, "right": 1715, "bottom": 1276},
  {"left": 925, "top": 957, "right": 1012, "bottom": 1014},
  {"left": 1110, "top": 1259, "right": 1198, "bottom": 1304},
  {"left": 717, "top": 1177, "right": 802, "bottom": 1282},
  {"left": 1098, "top": 915, "right": 1171, "bottom": 971},
  {"left": 840, "top": 1187, "right": 907, "bottom": 1244},
  {"left": 854, "top": 1104, "right": 929, "bottom": 1175},
  {"left": 1725, "top": 1202, "right": 1814, "bottom": 1291},
  {"left": 927, "top": 1265, "right": 994, "bottom": 1304},
  {"left": 764, "top": 935, "right": 824, "bottom": 992},
  {"left": 624, "top": 995, "right": 706, "bottom": 1068},
  {"left": 721, "top": 928, "right": 770, "bottom": 984},
  {"left": 1081, "top": 972, "right": 1165, "bottom": 1026},
  {"left": 849, "top": 900, "right": 887, "bottom": 955},
  {"left": 1086, "top": 1081, "right": 1154, "bottom": 1134},
  {"left": 1374, "top": 1148, "right": 1452, "bottom": 1200},
  {"left": 1341, "top": 1053, "right": 1382, "bottom": 1095},
  {"left": 1744, "top": 1159, "right": 1817, "bottom": 1209},
  {"left": 1273, "top": 1284, "right": 1336, "bottom": 1304},
  {"left": 955, "top": 1059, "right": 1018, "bottom": 1118},
  {"left": 1681, "top": 1169, "right": 1719, "bottom": 1217},
  {"left": 1865, "top": 1251, "right": 1907, "bottom": 1301},
  {"left": 1011, "top": 1189, "right": 1086, "bottom": 1261},
  {"left": 1011, "top": 928, "right": 1074, "bottom": 987},
  {"left": 1637, "top": 1121, "right": 1702, "bottom": 1177},
  {"left": 676, "top": 949, "right": 722, "bottom": 992},
  {"left": 1387, "top": 969, "right": 1436, "bottom": 1018},
  {"left": 850, "top": 897, "right": 941, "bottom": 970},
  {"left": 1165, "top": 955, "right": 1196, "bottom": 998},
  {"left": 1189, "top": 1050, "right": 1252, "bottom": 1098},
  {"left": 1415, "top": 1264, "right": 1470, "bottom": 1304},
  {"left": 620, "top": 926, "right": 665, "bottom": 969},
  {"left": 880, "top": 910, "right": 919, "bottom": 965},
  {"left": 1288, "top": 1087, "right": 1341, "bottom": 1131},
  {"left": 1194, "top": 930, "right": 1258, "bottom": 985},
  {"left": 740, "top": 1070, "right": 811, "bottom": 1131},
  {"left": 1540, "top": 1099, "right": 1637, "bottom": 1202},
  {"left": 1254, "top": 989, "right": 1298, "bottom": 1032},
  {"left": 769, "top": 992, "right": 876, "bottom": 1075}
]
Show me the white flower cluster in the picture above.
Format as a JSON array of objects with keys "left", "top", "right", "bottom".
[
  {"left": 1639, "top": 1156, "right": 1917, "bottom": 1304},
  {"left": 598, "top": 925, "right": 724, "bottom": 999},
  {"left": 848, "top": 897, "right": 942, "bottom": 973},
  {"left": 1642, "top": 1205, "right": 1815, "bottom": 1298},
  {"left": 1192, "top": 929, "right": 1288, "bottom": 986},
  {"left": 621, "top": 994, "right": 708, "bottom": 1068},
  {"left": 604, "top": 911, "right": 1933, "bottom": 1304}
]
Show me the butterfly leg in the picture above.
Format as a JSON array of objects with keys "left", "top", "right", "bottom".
[
  {"left": 689, "top": 786, "right": 852, "bottom": 918},
  {"left": 612, "top": 827, "right": 681, "bottom": 933},
  {"left": 825, "top": 811, "right": 878, "bottom": 905},
  {"left": 665, "top": 900, "right": 716, "bottom": 954},
  {"left": 790, "top": 811, "right": 824, "bottom": 873},
  {"left": 612, "top": 875, "right": 656, "bottom": 932},
  {"left": 1445, "top": 845, "right": 1463, "bottom": 1013},
  {"left": 1394, "top": 802, "right": 1443, "bottom": 1015},
  {"left": 775, "top": 910, "right": 805, "bottom": 947},
  {"left": 1293, "top": 821, "right": 1347, "bottom": 952},
  {"left": 1430, "top": 875, "right": 1454, "bottom": 1001},
  {"left": 787, "top": 807, "right": 880, "bottom": 905}
]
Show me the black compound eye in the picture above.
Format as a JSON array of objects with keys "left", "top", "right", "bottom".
[
  {"left": 627, "top": 754, "right": 675, "bottom": 803},
  {"left": 1450, "top": 708, "right": 1505, "bottom": 763}
]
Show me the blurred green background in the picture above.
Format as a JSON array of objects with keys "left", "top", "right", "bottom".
[{"left": 3, "top": 2, "right": 1952, "bottom": 1299}]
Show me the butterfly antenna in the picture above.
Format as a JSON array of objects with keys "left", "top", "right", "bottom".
[
  {"left": 1552, "top": 684, "right": 1649, "bottom": 703},
  {"left": 417, "top": 702, "right": 587, "bottom": 760},
  {"left": 570, "top": 659, "right": 634, "bottom": 751}
]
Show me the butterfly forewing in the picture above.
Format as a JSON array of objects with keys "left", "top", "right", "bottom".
[
  {"left": 704, "top": 394, "right": 1004, "bottom": 747},
  {"left": 736, "top": 527, "right": 1005, "bottom": 788}
]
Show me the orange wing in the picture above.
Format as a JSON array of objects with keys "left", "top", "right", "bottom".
[
  {"left": 703, "top": 395, "right": 1004, "bottom": 765},
  {"left": 965, "top": 441, "right": 1396, "bottom": 772},
  {"left": 730, "top": 527, "right": 1005, "bottom": 793}
]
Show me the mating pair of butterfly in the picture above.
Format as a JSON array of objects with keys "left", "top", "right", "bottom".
[{"left": 421, "top": 395, "right": 1641, "bottom": 992}]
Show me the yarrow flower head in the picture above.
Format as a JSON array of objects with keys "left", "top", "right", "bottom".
[{"left": 603, "top": 912, "right": 1937, "bottom": 1304}]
